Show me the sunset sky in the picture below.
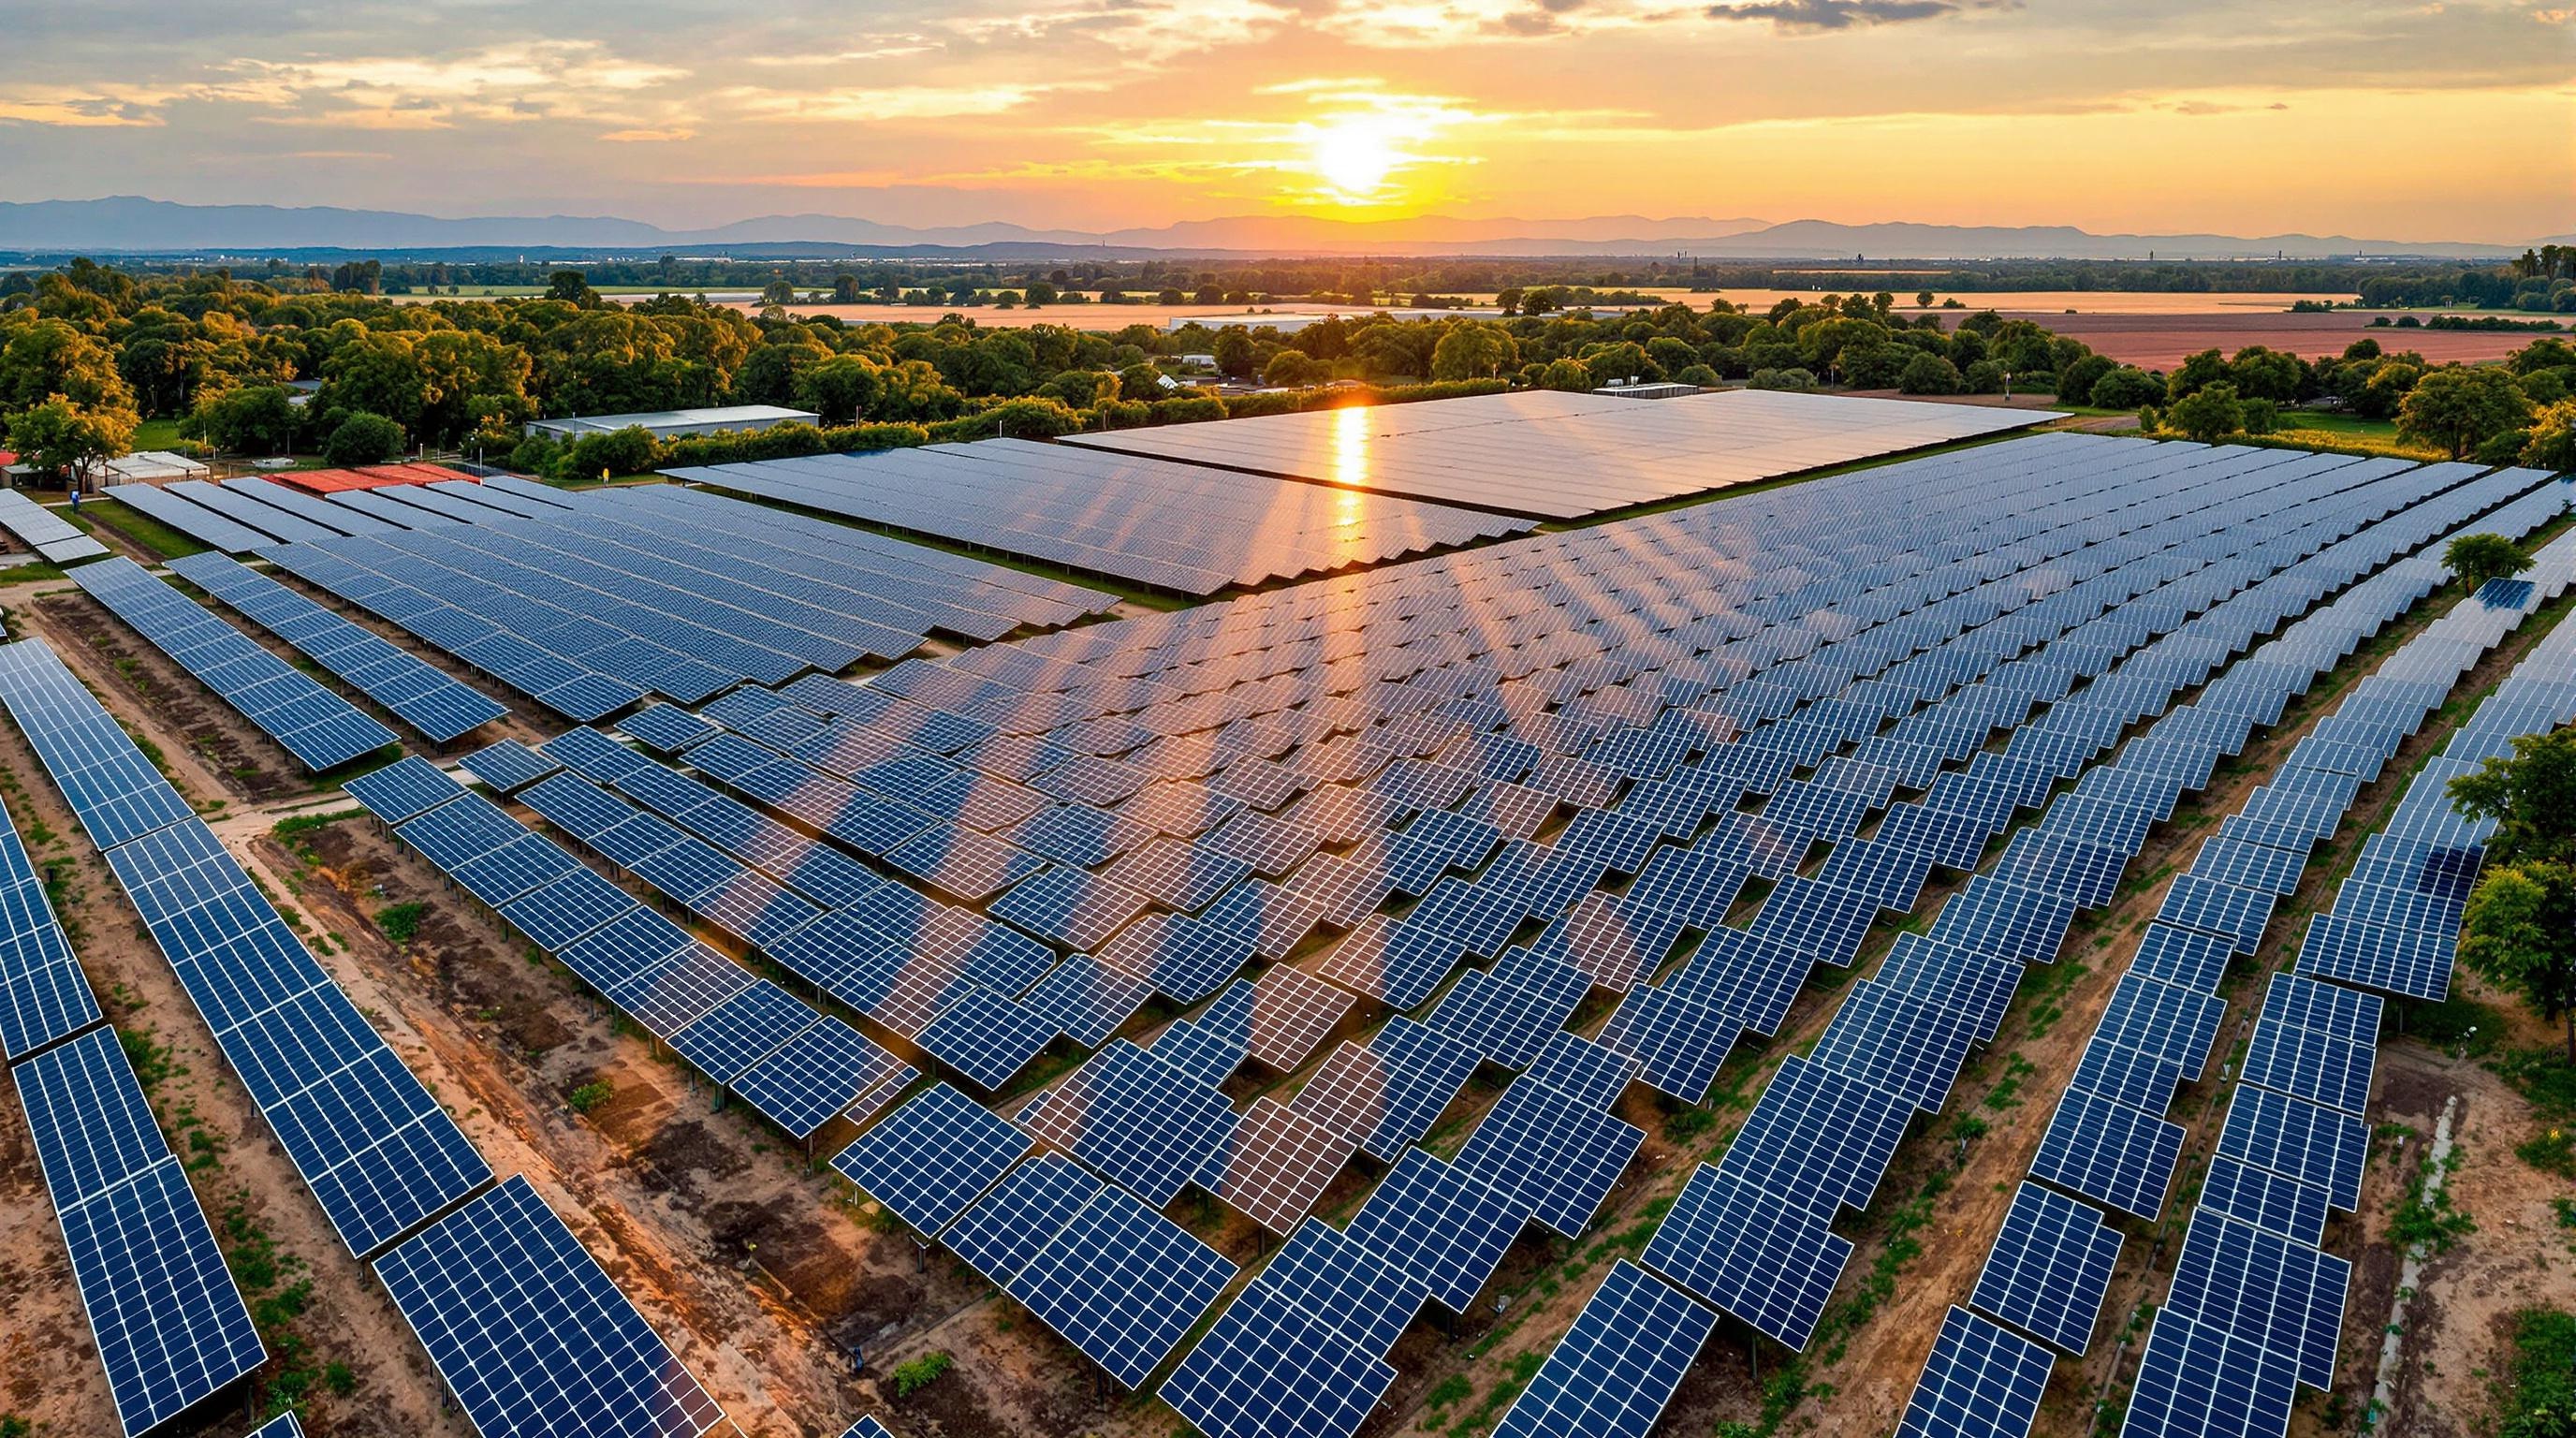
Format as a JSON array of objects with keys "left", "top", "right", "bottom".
[{"left": 3, "top": 0, "right": 2569, "bottom": 243}]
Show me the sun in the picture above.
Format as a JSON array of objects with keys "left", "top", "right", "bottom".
[{"left": 1310, "top": 116, "right": 1400, "bottom": 201}]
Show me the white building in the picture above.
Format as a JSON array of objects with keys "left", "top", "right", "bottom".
[{"left": 524, "top": 404, "right": 821, "bottom": 442}]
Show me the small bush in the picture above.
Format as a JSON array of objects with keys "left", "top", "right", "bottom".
[
  {"left": 375, "top": 902, "right": 426, "bottom": 945},
  {"left": 892, "top": 1351, "right": 953, "bottom": 1398}
]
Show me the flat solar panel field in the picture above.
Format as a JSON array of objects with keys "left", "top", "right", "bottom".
[
  {"left": 1061, "top": 387, "right": 2060, "bottom": 517},
  {"left": 3, "top": 395, "right": 2567, "bottom": 1438}
]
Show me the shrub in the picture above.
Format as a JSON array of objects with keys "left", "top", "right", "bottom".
[
  {"left": 1896, "top": 353, "right": 1962, "bottom": 396},
  {"left": 891, "top": 1351, "right": 953, "bottom": 1398},
  {"left": 374, "top": 902, "right": 426, "bottom": 945},
  {"left": 1748, "top": 366, "right": 1818, "bottom": 392},
  {"left": 322, "top": 411, "right": 404, "bottom": 466}
]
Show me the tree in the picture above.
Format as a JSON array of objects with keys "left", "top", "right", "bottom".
[
  {"left": 793, "top": 355, "right": 885, "bottom": 425},
  {"left": 2165, "top": 347, "right": 2230, "bottom": 402},
  {"left": 2520, "top": 399, "right": 2576, "bottom": 470},
  {"left": 5, "top": 397, "right": 134, "bottom": 490},
  {"left": 187, "top": 384, "right": 299, "bottom": 454},
  {"left": 1896, "top": 352, "right": 1961, "bottom": 395},
  {"left": 1210, "top": 327, "right": 1259, "bottom": 381},
  {"left": 1535, "top": 358, "right": 1593, "bottom": 391},
  {"left": 564, "top": 424, "right": 659, "bottom": 479},
  {"left": 2456, "top": 862, "right": 2576, "bottom": 1062},
  {"left": 322, "top": 411, "right": 404, "bottom": 466},
  {"left": 1263, "top": 350, "right": 1321, "bottom": 388},
  {"left": 2398, "top": 366, "right": 2533, "bottom": 460},
  {"left": 2167, "top": 382, "right": 2247, "bottom": 443},
  {"left": 2086, "top": 366, "right": 2162, "bottom": 409},
  {"left": 546, "top": 271, "right": 601, "bottom": 307},
  {"left": 1429, "top": 326, "right": 1513, "bottom": 382},
  {"left": 2450, "top": 730, "right": 2576, "bottom": 869}
]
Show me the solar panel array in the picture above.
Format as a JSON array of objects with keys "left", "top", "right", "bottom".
[
  {"left": 1866, "top": 490, "right": 2576, "bottom": 1438},
  {"left": 351, "top": 756, "right": 918, "bottom": 1141},
  {"left": 8, "top": 930, "right": 264, "bottom": 1435},
  {"left": 71, "top": 556, "right": 397, "bottom": 769},
  {"left": 550, "top": 435, "right": 2554, "bottom": 1428},
  {"left": 167, "top": 550, "right": 507, "bottom": 742},
  {"left": 0, "top": 638, "right": 731, "bottom": 1438},
  {"left": 0, "top": 487, "right": 108, "bottom": 563},
  {"left": 673, "top": 435, "right": 1536, "bottom": 594},
  {"left": 262, "top": 482, "right": 1117, "bottom": 719},
  {"left": 1063, "top": 388, "right": 2058, "bottom": 519},
  {"left": 0, "top": 643, "right": 490, "bottom": 1258}
]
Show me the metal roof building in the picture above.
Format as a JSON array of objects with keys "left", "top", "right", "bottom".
[{"left": 524, "top": 404, "right": 820, "bottom": 441}]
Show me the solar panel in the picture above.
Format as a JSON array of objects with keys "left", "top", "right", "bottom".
[
  {"left": 2120, "top": 1306, "right": 2300, "bottom": 1438},
  {"left": 1969, "top": 1182, "right": 2124, "bottom": 1356},
  {"left": 1492, "top": 1261, "right": 1717, "bottom": 1438},
  {"left": 1596, "top": 983, "right": 1739, "bottom": 1105},
  {"left": 14, "top": 1026, "right": 268, "bottom": 1437},
  {"left": 2295, "top": 910, "right": 2454, "bottom": 1002},
  {"left": 1343, "top": 1149, "right": 1524, "bottom": 1313},
  {"left": 916, "top": 983, "right": 1058, "bottom": 1093},
  {"left": 1810, "top": 978, "right": 1981, "bottom": 1113},
  {"left": 1714, "top": 1054, "right": 1911, "bottom": 1219},
  {"left": 2094, "top": 974, "right": 2227, "bottom": 1079},
  {"left": 1210, "top": 1095, "right": 1359, "bottom": 1235},
  {"left": 941, "top": 1152, "right": 1103, "bottom": 1286},
  {"left": 2165, "top": 1209, "right": 2349, "bottom": 1390},
  {"left": 1004, "top": 1184, "right": 1237, "bottom": 1387},
  {"left": 373, "top": 1174, "right": 725, "bottom": 1438},
  {"left": 344, "top": 754, "right": 469, "bottom": 824},
  {"left": 2198, "top": 1153, "right": 2332, "bottom": 1246},
  {"left": 1456, "top": 1075, "right": 1646, "bottom": 1240},
  {"left": 459, "top": 738, "right": 563, "bottom": 794},
  {"left": 1018, "top": 1038, "right": 1236, "bottom": 1205},
  {"left": 1643, "top": 1164, "right": 1851, "bottom": 1350},
  {"left": 2028, "top": 1088, "right": 2186, "bottom": 1223},
  {"left": 2215, "top": 1085, "right": 2367, "bottom": 1211},
  {"left": 829, "top": 1083, "right": 1032, "bottom": 1233},
  {"left": 1160, "top": 1219, "right": 1423, "bottom": 1438},
  {"left": 730, "top": 1018, "right": 915, "bottom": 1141},
  {"left": 1896, "top": 1306, "right": 2054, "bottom": 1438}
]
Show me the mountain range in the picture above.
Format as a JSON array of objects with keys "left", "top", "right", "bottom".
[{"left": 0, "top": 196, "right": 2540, "bottom": 261}]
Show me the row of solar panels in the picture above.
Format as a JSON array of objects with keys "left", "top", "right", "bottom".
[
  {"left": 102, "top": 474, "right": 539, "bottom": 555},
  {"left": 1893, "top": 518, "right": 2576, "bottom": 1438},
  {"left": 793, "top": 461, "right": 2565, "bottom": 1432},
  {"left": 0, "top": 638, "right": 728, "bottom": 1438},
  {"left": 0, "top": 775, "right": 267, "bottom": 1438},
  {"left": 71, "top": 555, "right": 399, "bottom": 769},
  {"left": 348, "top": 756, "right": 921, "bottom": 1144},
  {"left": 0, "top": 487, "right": 108, "bottom": 563},
  {"left": 2109, "top": 537, "right": 2576, "bottom": 1438},
  {"left": 168, "top": 550, "right": 507, "bottom": 743},
  {"left": 673, "top": 436, "right": 1538, "bottom": 595},
  {"left": 1474, "top": 474, "right": 2573, "bottom": 1433},
  {"left": 264, "top": 482, "right": 1117, "bottom": 720}
]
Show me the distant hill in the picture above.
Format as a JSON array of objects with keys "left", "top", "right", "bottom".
[{"left": 0, "top": 196, "right": 2537, "bottom": 260}]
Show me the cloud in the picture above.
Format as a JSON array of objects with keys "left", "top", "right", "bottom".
[
  {"left": 721, "top": 83, "right": 1066, "bottom": 121},
  {"left": 1705, "top": 0, "right": 2003, "bottom": 30}
]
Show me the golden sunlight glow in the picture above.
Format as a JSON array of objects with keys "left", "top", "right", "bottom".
[{"left": 1309, "top": 115, "right": 1401, "bottom": 200}]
